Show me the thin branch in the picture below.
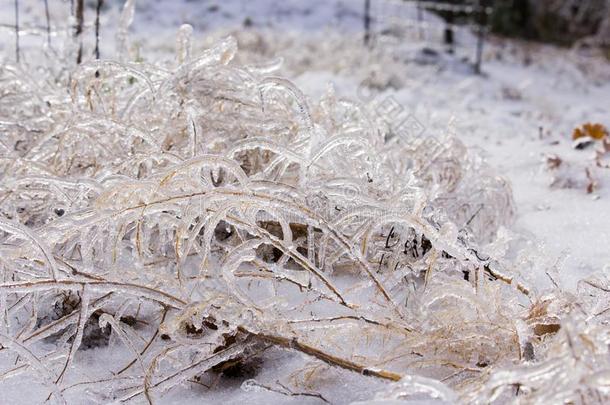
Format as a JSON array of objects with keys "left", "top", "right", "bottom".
[
  {"left": 238, "top": 326, "right": 403, "bottom": 382},
  {"left": 117, "top": 307, "right": 168, "bottom": 375},
  {"left": 246, "top": 379, "right": 329, "bottom": 403},
  {"left": 14, "top": 0, "right": 19, "bottom": 63},
  {"left": 0, "top": 280, "right": 186, "bottom": 310},
  {"left": 43, "top": 0, "right": 51, "bottom": 47}
]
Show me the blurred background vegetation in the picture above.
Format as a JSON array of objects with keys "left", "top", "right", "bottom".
[
  {"left": 490, "top": 0, "right": 609, "bottom": 46},
  {"left": 429, "top": 0, "right": 609, "bottom": 48}
]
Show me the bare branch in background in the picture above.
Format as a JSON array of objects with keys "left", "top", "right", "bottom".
[
  {"left": 14, "top": 0, "right": 19, "bottom": 63},
  {"left": 44, "top": 0, "right": 51, "bottom": 47},
  {"left": 363, "top": 0, "right": 371, "bottom": 46}
]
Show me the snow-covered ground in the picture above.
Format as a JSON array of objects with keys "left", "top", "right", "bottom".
[{"left": 1, "top": 0, "right": 610, "bottom": 403}]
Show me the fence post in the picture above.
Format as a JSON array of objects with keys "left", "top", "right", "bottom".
[
  {"left": 14, "top": 0, "right": 19, "bottom": 63},
  {"left": 75, "top": 0, "right": 84, "bottom": 63},
  {"left": 474, "top": 0, "right": 489, "bottom": 74},
  {"left": 416, "top": 0, "right": 424, "bottom": 39},
  {"left": 44, "top": 0, "right": 51, "bottom": 47},
  {"left": 364, "top": 0, "right": 372, "bottom": 47},
  {"left": 444, "top": 1, "right": 455, "bottom": 53},
  {"left": 95, "top": 0, "right": 104, "bottom": 59}
]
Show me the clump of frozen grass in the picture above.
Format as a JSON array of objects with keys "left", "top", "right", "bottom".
[{"left": 0, "top": 14, "right": 609, "bottom": 405}]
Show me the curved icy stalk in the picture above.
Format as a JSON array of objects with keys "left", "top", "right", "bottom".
[
  {"left": 0, "top": 280, "right": 186, "bottom": 309},
  {"left": 237, "top": 326, "right": 403, "bottom": 382},
  {"left": 120, "top": 342, "right": 247, "bottom": 402},
  {"left": 55, "top": 285, "right": 91, "bottom": 385},
  {"left": 116, "top": 0, "right": 136, "bottom": 61},
  {"left": 23, "top": 293, "right": 113, "bottom": 345},
  {"left": 98, "top": 313, "right": 146, "bottom": 373},
  {"left": 0, "top": 217, "right": 60, "bottom": 280},
  {"left": 113, "top": 189, "right": 403, "bottom": 315}
]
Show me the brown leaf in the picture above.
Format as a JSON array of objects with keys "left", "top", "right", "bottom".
[
  {"left": 572, "top": 122, "right": 609, "bottom": 140},
  {"left": 585, "top": 168, "right": 596, "bottom": 194},
  {"left": 545, "top": 154, "right": 562, "bottom": 170},
  {"left": 534, "top": 323, "right": 561, "bottom": 337}
]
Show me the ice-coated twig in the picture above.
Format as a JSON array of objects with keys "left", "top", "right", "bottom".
[
  {"left": 119, "top": 342, "right": 250, "bottom": 402},
  {"left": 55, "top": 285, "right": 91, "bottom": 385},
  {"left": 0, "top": 280, "right": 186, "bottom": 309},
  {"left": 98, "top": 313, "right": 146, "bottom": 373},
  {"left": 241, "top": 379, "right": 329, "bottom": 403},
  {"left": 237, "top": 326, "right": 403, "bottom": 382},
  {"left": 176, "top": 24, "right": 193, "bottom": 65},
  {"left": 116, "top": 0, "right": 136, "bottom": 61},
  {"left": 0, "top": 217, "right": 60, "bottom": 280}
]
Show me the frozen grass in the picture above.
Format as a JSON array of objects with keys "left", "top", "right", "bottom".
[{"left": 1, "top": 4, "right": 610, "bottom": 405}]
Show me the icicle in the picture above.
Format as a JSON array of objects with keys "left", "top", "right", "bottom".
[
  {"left": 244, "top": 57, "right": 284, "bottom": 75},
  {"left": 116, "top": 0, "right": 136, "bottom": 61},
  {"left": 258, "top": 76, "right": 314, "bottom": 142},
  {"left": 178, "top": 36, "right": 237, "bottom": 76},
  {"left": 175, "top": 24, "right": 193, "bottom": 65}
]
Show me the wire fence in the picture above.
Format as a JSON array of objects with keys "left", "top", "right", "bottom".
[
  {"left": 6, "top": 0, "right": 493, "bottom": 72},
  {"left": 3, "top": 0, "right": 99, "bottom": 65},
  {"left": 365, "top": 0, "right": 494, "bottom": 73}
]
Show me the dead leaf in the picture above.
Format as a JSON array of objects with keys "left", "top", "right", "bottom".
[
  {"left": 534, "top": 323, "right": 561, "bottom": 337},
  {"left": 545, "top": 154, "right": 562, "bottom": 170},
  {"left": 572, "top": 122, "right": 609, "bottom": 140},
  {"left": 585, "top": 167, "right": 597, "bottom": 194},
  {"left": 595, "top": 138, "right": 610, "bottom": 168}
]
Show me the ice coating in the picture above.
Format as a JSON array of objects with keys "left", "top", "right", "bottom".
[{"left": 0, "top": 4, "right": 609, "bottom": 404}]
